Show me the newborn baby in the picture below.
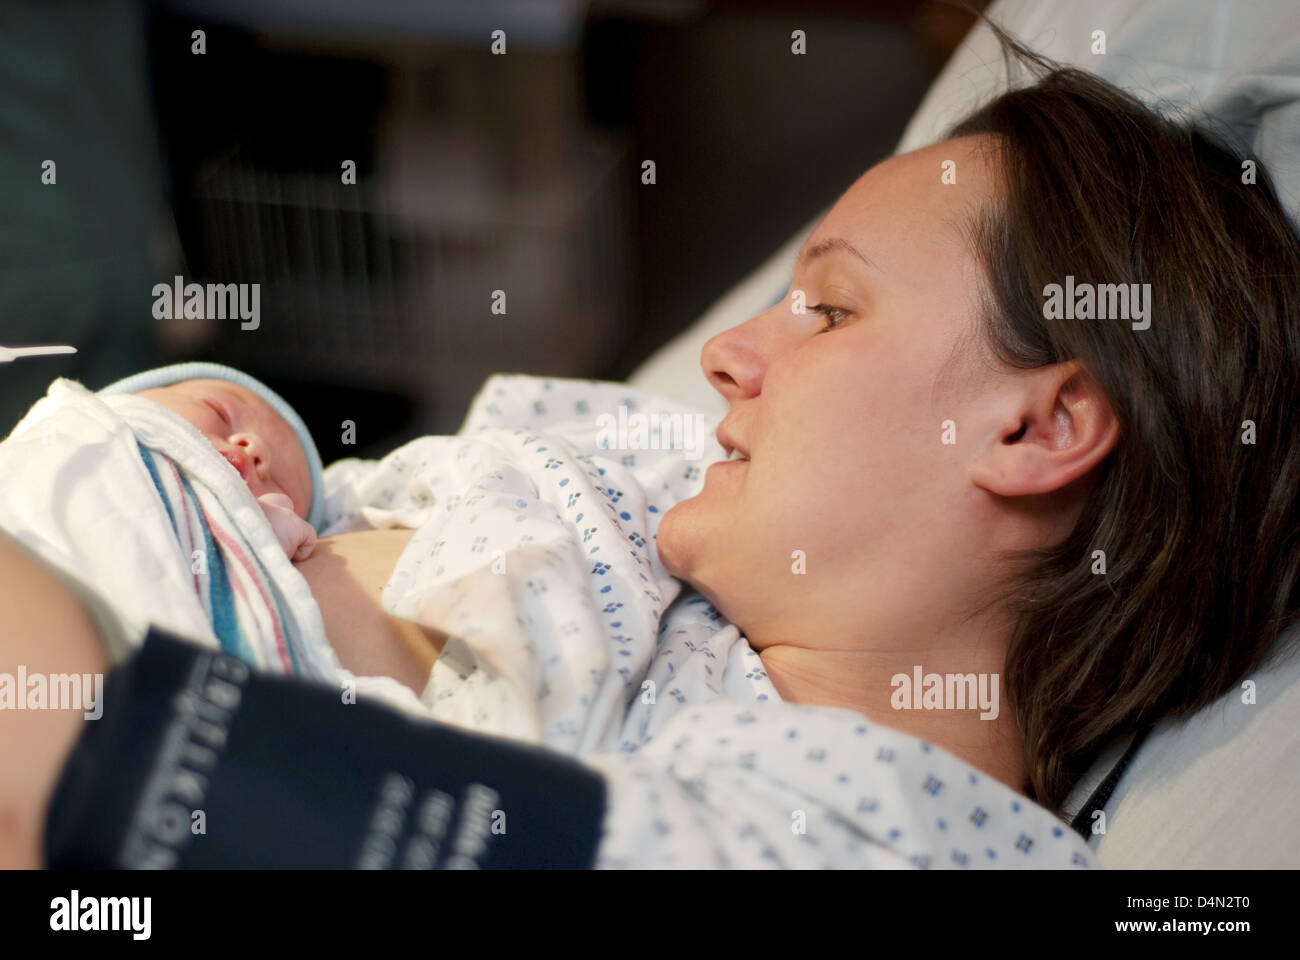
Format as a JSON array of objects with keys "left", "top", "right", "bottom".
[{"left": 134, "top": 378, "right": 318, "bottom": 560}]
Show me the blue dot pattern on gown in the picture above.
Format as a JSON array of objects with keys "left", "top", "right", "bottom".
[
  {"left": 317, "top": 374, "right": 1096, "bottom": 869},
  {"left": 584, "top": 698, "right": 1096, "bottom": 869}
]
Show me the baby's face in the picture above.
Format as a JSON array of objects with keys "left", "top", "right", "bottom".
[{"left": 135, "top": 379, "right": 312, "bottom": 520}]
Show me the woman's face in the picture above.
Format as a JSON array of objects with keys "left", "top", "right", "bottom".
[{"left": 658, "top": 135, "right": 1006, "bottom": 639}]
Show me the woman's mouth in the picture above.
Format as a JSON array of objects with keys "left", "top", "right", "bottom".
[{"left": 708, "top": 456, "right": 749, "bottom": 476}]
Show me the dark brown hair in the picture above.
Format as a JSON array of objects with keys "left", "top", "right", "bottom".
[{"left": 948, "top": 25, "right": 1300, "bottom": 809}]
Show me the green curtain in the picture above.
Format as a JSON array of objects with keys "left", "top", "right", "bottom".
[{"left": 0, "top": 0, "right": 168, "bottom": 433}]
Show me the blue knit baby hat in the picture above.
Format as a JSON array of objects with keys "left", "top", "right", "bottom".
[{"left": 98, "top": 361, "right": 326, "bottom": 529}]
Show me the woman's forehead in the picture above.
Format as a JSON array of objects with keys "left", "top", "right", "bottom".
[
  {"left": 828, "top": 137, "right": 1000, "bottom": 241},
  {"left": 807, "top": 137, "right": 1000, "bottom": 295}
]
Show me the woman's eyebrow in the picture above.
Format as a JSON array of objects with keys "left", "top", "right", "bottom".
[{"left": 797, "top": 236, "right": 876, "bottom": 272}]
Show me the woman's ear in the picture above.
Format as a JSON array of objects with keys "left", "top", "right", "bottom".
[{"left": 969, "top": 360, "right": 1118, "bottom": 497}]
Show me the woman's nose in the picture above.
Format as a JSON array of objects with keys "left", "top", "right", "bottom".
[
  {"left": 700, "top": 308, "right": 778, "bottom": 402},
  {"left": 702, "top": 291, "right": 800, "bottom": 400}
]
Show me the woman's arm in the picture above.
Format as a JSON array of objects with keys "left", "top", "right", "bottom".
[
  {"left": 0, "top": 526, "right": 444, "bottom": 867},
  {"left": 0, "top": 532, "right": 111, "bottom": 869},
  {"left": 292, "top": 528, "right": 447, "bottom": 697}
]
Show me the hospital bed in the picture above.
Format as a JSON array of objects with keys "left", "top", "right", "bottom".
[{"left": 627, "top": 0, "right": 1300, "bottom": 869}]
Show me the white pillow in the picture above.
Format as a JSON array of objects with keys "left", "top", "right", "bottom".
[
  {"left": 892, "top": 0, "right": 1300, "bottom": 226},
  {"left": 629, "top": 0, "right": 1300, "bottom": 868},
  {"left": 1060, "top": 633, "right": 1300, "bottom": 868}
]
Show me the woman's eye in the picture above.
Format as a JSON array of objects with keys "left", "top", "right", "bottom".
[{"left": 810, "top": 303, "right": 850, "bottom": 332}]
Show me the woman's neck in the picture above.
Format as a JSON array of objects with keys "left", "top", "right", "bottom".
[{"left": 755, "top": 620, "right": 1028, "bottom": 795}]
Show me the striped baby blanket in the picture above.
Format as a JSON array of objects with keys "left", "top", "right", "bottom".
[{"left": 136, "top": 443, "right": 311, "bottom": 674}]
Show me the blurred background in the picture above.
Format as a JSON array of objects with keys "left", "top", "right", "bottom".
[{"left": 0, "top": 0, "right": 986, "bottom": 462}]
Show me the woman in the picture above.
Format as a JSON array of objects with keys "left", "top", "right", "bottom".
[
  {"left": 319, "top": 34, "right": 1300, "bottom": 812},
  {"left": 5, "top": 33, "right": 1298, "bottom": 864},
  {"left": 662, "top": 34, "right": 1300, "bottom": 809}
]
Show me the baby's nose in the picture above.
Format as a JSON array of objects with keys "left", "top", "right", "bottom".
[{"left": 234, "top": 434, "right": 270, "bottom": 479}]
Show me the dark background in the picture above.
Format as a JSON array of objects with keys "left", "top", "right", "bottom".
[{"left": 0, "top": 0, "right": 985, "bottom": 462}]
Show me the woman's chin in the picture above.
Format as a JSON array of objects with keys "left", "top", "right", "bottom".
[
  {"left": 656, "top": 498, "right": 701, "bottom": 581},
  {"left": 656, "top": 505, "right": 748, "bottom": 633}
]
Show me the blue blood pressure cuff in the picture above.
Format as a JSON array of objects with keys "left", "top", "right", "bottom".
[{"left": 44, "top": 627, "right": 606, "bottom": 869}]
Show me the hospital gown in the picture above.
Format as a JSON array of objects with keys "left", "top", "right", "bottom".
[{"left": 319, "top": 375, "right": 1096, "bottom": 869}]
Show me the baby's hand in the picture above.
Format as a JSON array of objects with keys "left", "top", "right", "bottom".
[{"left": 257, "top": 493, "right": 317, "bottom": 561}]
